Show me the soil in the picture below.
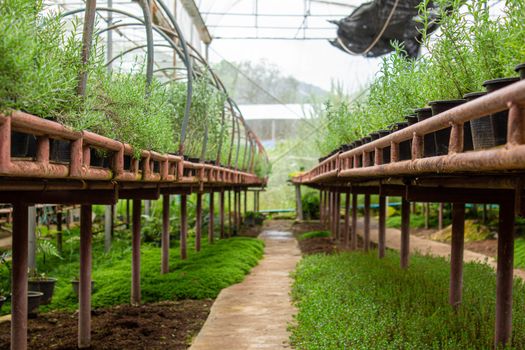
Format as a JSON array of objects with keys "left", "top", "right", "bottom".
[
  {"left": 0, "top": 300, "right": 212, "bottom": 350},
  {"left": 465, "top": 239, "right": 498, "bottom": 257}
]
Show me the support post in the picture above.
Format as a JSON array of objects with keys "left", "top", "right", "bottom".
[
  {"left": 56, "top": 207, "right": 63, "bottom": 254},
  {"left": 11, "top": 203, "right": 28, "bottom": 350},
  {"left": 364, "top": 194, "right": 370, "bottom": 251},
  {"left": 328, "top": 191, "right": 333, "bottom": 236},
  {"left": 28, "top": 206, "right": 36, "bottom": 271},
  {"left": 131, "top": 199, "right": 141, "bottom": 305},
  {"left": 243, "top": 189, "right": 247, "bottom": 217},
  {"left": 228, "top": 191, "right": 232, "bottom": 237},
  {"left": 335, "top": 191, "right": 341, "bottom": 240},
  {"left": 378, "top": 195, "right": 386, "bottom": 258},
  {"left": 180, "top": 194, "right": 188, "bottom": 259},
  {"left": 438, "top": 203, "right": 444, "bottom": 230},
  {"left": 104, "top": 205, "right": 112, "bottom": 253},
  {"left": 79, "top": 205, "right": 92, "bottom": 348},
  {"left": 161, "top": 194, "right": 170, "bottom": 274},
  {"left": 295, "top": 184, "right": 303, "bottom": 221},
  {"left": 195, "top": 193, "right": 202, "bottom": 252},
  {"left": 209, "top": 192, "right": 215, "bottom": 244},
  {"left": 126, "top": 199, "right": 130, "bottom": 229},
  {"left": 351, "top": 193, "right": 358, "bottom": 250},
  {"left": 494, "top": 200, "right": 515, "bottom": 348},
  {"left": 220, "top": 189, "right": 225, "bottom": 239},
  {"left": 344, "top": 192, "right": 350, "bottom": 247},
  {"left": 400, "top": 199, "right": 410, "bottom": 269},
  {"left": 424, "top": 202, "right": 429, "bottom": 229},
  {"left": 450, "top": 202, "right": 465, "bottom": 310},
  {"left": 319, "top": 190, "right": 324, "bottom": 223}
]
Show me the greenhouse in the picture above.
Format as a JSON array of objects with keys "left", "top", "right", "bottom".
[{"left": 0, "top": 0, "right": 525, "bottom": 349}]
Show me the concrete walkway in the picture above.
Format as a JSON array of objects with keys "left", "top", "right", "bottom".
[
  {"left": 353, "top": 218, "right": 525, "bottom": 280},
  {"left": 189, "top": 229, "right": 301, "bottom": 350}
]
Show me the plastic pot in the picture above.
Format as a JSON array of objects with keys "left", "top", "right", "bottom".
[
  {"left": 362, "top": 136, "right": 373, "bottom": 166},
  {"left": 28, "top": 277, "right": 57, "bottom": 305},
  {"left": 71, "top": 280, "right": 95, "bottom": 297},
  {"left": 515, "top": 63, "right": 525, "bottom": 80},
  {"left": 464, "top": 92, "right": 495, "bottom": 150},
  {"left": 404, "top": 114, "right": 418, "bottom": 126},
  {"left": 377, "top": 130, "right": 391, "bottom": 164},
  {"left": 27, "top": 291, "right": 43, "bottom": 318},
  {"left": 393, "top": 122, "right": 411, "bottom": 161},
  {"left": 415, "top": 108, "right": 436, "bottom": 157},
  {"left": 11, "top": 131, "right": 37, "bottom": 158},
  {"left": 483, "top": 77, "right": 520, "bottom": 146},
  {"left": 124, "top": 155, "right": 133, "bottom": 170},
  {"left": 429, "top": 99, "right": 466, "bottom": 156},
  {"left": 50, "top": 139, "right": 71, "bottom": 163},
  {"left": 90, "top": 148, "right": 106, "bottom": 167}
]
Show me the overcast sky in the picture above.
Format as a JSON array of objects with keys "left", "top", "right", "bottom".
[{"left": 198, "top": 0, "right": 383, "bottom": 94}]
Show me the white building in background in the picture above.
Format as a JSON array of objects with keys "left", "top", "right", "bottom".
[{"left": 239, "top": 104, "right": 314, "bottom": 149}]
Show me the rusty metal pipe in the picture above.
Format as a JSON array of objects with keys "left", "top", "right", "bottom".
[
  {"left": 180, "top": 194, "right": 188, "bottom": 259},
  {"left": 220, "top": 189, "right": 225, "bottom": 239},
  {"left": 364, "top": 194, "right": 370, "bottom": 251},
  {"left": 11, "top": 203, "right": 28, "bottom": 350},
  {"left": 209, "top": 192, "right": 215, "bottom": 243},
  {"left": 161, "top": 194, "right": 169, "bottom": 274},
  {"left": 351, "top": 193, "right": 357, "bottom": 250},
  {"left": 450, "top": 202, "right": 465, "bottom": 310},
  {"left": 131, "top": 199, "right": 141, "bottom": 305},
  {"left": 378, "top": 195, "right": 386, "bottom": 258},
  {"left": 344, "top": 191, "right": 350, "bottom": 247},
  {"left": 494, "top": 200, "right": 515, "bottom": 347},
  {"left": 79, "top": 205, "right": 92, "bottom": 348},
  {"left": 400, "top": 199, "right": 410, "bottom": 269},
  {"left": 195, "top": 193, "right": 202, "bottom": 252}
]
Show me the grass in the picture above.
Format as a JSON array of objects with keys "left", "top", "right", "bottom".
[
  {"left": 291, "top": 251, "right": 525, "bottom": 349},
  {"left": 298, "top": 231, "right": 330, "bottom": 241},
  {"left": 0, "top": 227, "right": 264, "bottom": 313}
]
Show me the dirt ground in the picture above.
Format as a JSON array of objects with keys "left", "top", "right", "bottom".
[
  {"left": 0, "top": 300, "right": 212, "bottom": 350},
  {"left": 412, "top": 227, "right": 498, "bottom": 258}
]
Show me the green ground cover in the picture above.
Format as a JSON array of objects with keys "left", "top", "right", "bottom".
[
  {"left": 291, "top": 251, "right": 525, "bottom": 349},
  {"left": 0, "top": 227, "right": 264, "bottom": 313}
]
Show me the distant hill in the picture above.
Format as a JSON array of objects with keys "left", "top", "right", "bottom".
[{"left": 212, "top": 59, "right": 328, "bottom": 105}]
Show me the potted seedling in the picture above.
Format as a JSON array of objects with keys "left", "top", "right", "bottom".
[
  {"left": 0, "top": 251, "right": 10, "bottom": 312},
  {"left": 28, "top": 236, "right": 61, "bottom": 304},
  {"left": 28, "top": 269, "right": 57, "bottom": 305},
  {"left": 0, "top": 289, "right": 6, "bottom": 313},
  {"left": 71, "top": 276, "right": 95, "bottom": 297},
  {"left": 244, "top": 211, "right": 265, "bottom": 226}
]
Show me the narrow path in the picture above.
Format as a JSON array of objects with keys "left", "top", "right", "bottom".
[
  {"left": 189, "top": 227, "right": 301, "bottom": 350},
  {"left": 353, "top": 218, "right": 525, "bottom": 279}
]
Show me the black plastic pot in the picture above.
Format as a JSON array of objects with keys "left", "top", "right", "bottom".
[
  {"left": 404, "top": 114, "right": 418, "bottom": 126},
  {"left": 71, "top": 280, "right": 95, "bottom": 297},
  {"left": 50, "top": 139, "right": 71, "bottom": 163},
  {"left": 429, "top": 99, "right": 466, "bottom": 156},
  {"left": 391, "top": 122, "right": 411, "bottom": 161},
  {"left": 90, "top": 148, "right": 105, "bottom": 167},
  {"left": 11, "top": 132, "right": 37, "bottom": 158},
  {"left": 0, "top": 295, "right": 5, "bottom": 312},
  {"left": 124, "top": 155, "right": 133, "bottom": 170},
  {"left": 377, "top": 130, "right": 391, "bottom": 164},
  {"left": 515, "top": 63, "right": 525, "bottom": 80},
  {"left": 28, "top": 277, "right": 57, "bottom": 305},
  {"left": 464, "top": 92, "right": 495, "bottom": 150},
  {"left": 27, "top": 291, "right": 43, "bottom": 318},
  {"left": 415, "top": 108, "right": 437, "bottom": 157},
  {"left": 483, "top": 77, "right": 520, "bottom": 146}
]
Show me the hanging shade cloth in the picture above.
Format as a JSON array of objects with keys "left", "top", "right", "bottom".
[{"left": 330, "top": 0, "right": 440, "bottom": 58}]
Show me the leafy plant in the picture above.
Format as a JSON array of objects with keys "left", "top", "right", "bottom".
[
  {"left": 298, "top": 231, "right": 330, "bottom": 241},
  {"left": 291, "top": 251, "right": 525, "bottom": 349},
  {"left": 301, "top": 191, "right": 320, "bottom": 220}
]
